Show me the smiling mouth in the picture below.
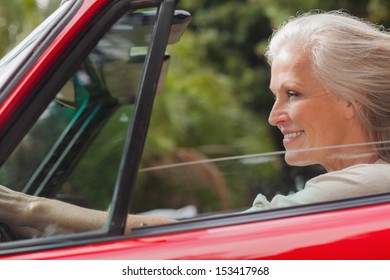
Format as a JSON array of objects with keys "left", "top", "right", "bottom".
[{"left": 283, "top": 131, "right": 304, "bottom": 140}]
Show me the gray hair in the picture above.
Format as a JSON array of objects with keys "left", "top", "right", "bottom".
[{"left": 265, "top": 10, "right": 390, "bottom": 161}]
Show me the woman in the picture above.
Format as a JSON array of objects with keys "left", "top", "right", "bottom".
[
  {"left": 1, "top": 10, "right": 390, "bottom": 237},
  {"left": 248, "top": 10, "right": 390, "bottom": 210}
]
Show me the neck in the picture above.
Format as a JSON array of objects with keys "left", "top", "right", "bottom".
[{"left": 323, "top": 150, "right": 379, "bottom": 172}]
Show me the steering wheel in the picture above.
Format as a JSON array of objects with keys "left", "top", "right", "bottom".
[{"left": 0, "top": 222, "right": 17, "bottom": 242}]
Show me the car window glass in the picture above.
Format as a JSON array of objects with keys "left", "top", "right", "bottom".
[
  {"left": 134, "top": 140, "right": 326, "bottom": 219},
  {"left": 0, "top": 81, "right": 83, "bottom": 191},
  {"left": 0, "top": 7, "right": 157, "bottom": 241},
  {"left": 135, "top": 128, "right": 390, "bottom": 221}
]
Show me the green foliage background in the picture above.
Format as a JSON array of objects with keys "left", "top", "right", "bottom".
[{"left": 2, "top": 0, "right": 388, "bottom": 153}]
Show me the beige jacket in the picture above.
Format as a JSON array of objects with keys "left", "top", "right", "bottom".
[{"left": 247, "top": 159, "right": 390, "bottom": 212}]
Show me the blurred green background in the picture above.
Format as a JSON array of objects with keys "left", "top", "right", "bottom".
[{"left": 1, "top": 0, "right": 389, "bottom": 155}]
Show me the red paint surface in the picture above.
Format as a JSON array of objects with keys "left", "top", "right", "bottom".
[{"left": 3, "top": 203, "right": 389, "bottom": 260}]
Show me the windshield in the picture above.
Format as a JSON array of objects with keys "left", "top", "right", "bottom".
[
  {"left": 0, "top": 5, "right": 193, "bottom": 245},
  {"left": 0, "top": 8, "right": 159, "bottom": 211}
]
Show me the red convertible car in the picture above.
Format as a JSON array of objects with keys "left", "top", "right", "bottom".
[{"left": 0, "top": 0, "right": 389, "bottom": 260}]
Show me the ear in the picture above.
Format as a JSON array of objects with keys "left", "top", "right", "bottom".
[{"left": 341, "top": 99, "right": 357, "bottom": 120}]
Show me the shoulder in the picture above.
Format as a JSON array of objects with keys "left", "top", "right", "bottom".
[
  {"left": 310, "top": 159, "right": 390, "bottom": 186},
  {"left": 279, "top": 160, "right": 390, "bottom": 207},
  {"left": 246, "top": 160, "right": 390, "bottom": 212},
  {"left": 303, "top": 159, "right": 390, "bottom": 201}
]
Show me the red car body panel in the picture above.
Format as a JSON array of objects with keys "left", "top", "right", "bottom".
[{"left": 2, "top": 202, "right": 390, "bottom": 260}]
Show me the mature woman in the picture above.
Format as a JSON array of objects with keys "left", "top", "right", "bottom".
[
  {"left": 248, "top": 10, "right": 390, "bottom": 210},
  {"left": 1, "top": 10, "right": 390, "bottom": 237}
]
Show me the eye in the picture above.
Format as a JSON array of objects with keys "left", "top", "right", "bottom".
[{"left": 287, "top": 90, "right": 300, "bottom": 99}]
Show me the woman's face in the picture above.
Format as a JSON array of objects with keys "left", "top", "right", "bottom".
[{"left": 268, "top": 47, "right": 365, "bottom": 171}]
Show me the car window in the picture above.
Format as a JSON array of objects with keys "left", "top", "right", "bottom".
[
  {"left": 134, "top": 129, "right": 390, "bottom": 221},
  {"left": 0, "top": 7, "right": 158, "bottom": 236},
  {"left": 134, "top": 138, "right": 326, "bottom": 219}
]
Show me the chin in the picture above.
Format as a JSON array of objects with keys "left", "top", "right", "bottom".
[{"left": 284, "top": 151, "right": 315, "bottom": 167}]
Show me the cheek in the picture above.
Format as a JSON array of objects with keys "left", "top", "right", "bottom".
[
  {"left": 288, "top": 103, "right": 317, "bottom": 127},
  {"left": 306, "top": 108, "right": 348, "bottom": 145},
  {"left": 290, "top": 103, "right": 333, "bottom": 140}
]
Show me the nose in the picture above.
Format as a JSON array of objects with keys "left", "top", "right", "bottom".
[{"left": 268, "top": 100, "right": 288, "bottom": 126}]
